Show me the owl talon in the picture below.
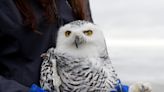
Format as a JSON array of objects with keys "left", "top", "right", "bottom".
[{"left": 129, "top": 82, "right": 152, "bottom": 92}]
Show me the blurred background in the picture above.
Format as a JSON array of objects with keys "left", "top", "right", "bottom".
[{"left": 90, "top": 0, "right": 164, "bottom": 92}]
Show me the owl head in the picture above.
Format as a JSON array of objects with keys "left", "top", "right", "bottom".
[{"left": 56, "top": 20, "right": 107, "bottom": 57}]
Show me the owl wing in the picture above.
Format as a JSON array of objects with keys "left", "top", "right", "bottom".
[
  {"left": 40, "top": 47, "right": 61, "bottom": 92},
  {"left": 99, "top": 48, "right": 118, "bottom": 88}
]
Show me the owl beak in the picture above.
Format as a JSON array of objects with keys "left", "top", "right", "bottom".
[
  {"left": 75, "top": 36, "right": 80, "bottom": 48},
  {"left": 74, "top": 36, "right": 83, "bottom": 48}
]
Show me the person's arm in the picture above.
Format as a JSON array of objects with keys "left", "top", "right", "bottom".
[
  {"left": 0, "top": 33, "right": 46, "bottom": 92},
  {"left": 0, "top": 76, "right": 46, "bottom": 92},
  {"left": 67, "top": 0, "right": 93, "bottom": 22},
  {"left": 0, "top": 76, "right": 29, "bottom": 92},
  {"left": 0, "top": 31, "right": 29, "bottom": 92}
]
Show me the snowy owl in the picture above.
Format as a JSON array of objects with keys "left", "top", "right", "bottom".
[{"left": 40, "top": 20, "right": 152, "bottom": 92}]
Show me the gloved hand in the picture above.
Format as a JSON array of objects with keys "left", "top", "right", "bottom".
[
  {"left": 29, "top": 84, "right": 47, "bottom": 92},
  {"left": 110, "top": 79, "right": 129, "bottom": 92}
]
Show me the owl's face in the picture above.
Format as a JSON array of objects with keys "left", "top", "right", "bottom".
[{"left": 56, "top": 20, "right": 107, "bottom": 57}]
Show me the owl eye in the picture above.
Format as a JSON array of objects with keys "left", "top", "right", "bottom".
[
  {"left": 65, "top": 31, "right": 71, "bottom": 37},
  {"left": 83, "top": 30, "right": 93, "bottom": 36}
]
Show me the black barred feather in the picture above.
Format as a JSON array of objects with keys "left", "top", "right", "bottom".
[{"left": 40, "top": 48, "right": 118, "bottom": 92}]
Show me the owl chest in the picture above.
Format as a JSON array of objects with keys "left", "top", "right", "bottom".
[{"left": 58, "top": 61, "right": 112, "bottom": 91}]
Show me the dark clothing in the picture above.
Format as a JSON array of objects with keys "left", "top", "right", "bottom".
[{"left": 0, "top": 0, "right": 92, "bottom": 92}]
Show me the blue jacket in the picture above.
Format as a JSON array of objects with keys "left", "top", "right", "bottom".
[{"left": 0, "top": 0, "right": 92, "bottom": 91}]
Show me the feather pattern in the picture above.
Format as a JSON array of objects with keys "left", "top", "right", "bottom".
[{"left": 41, "top": 47, "right": 118, "bottom": 92}]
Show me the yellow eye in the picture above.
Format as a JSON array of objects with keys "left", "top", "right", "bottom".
[
  {"left": 83, "top": 30, "right": 93, "bottom": 36},
  {"left": 65, "top": 31, "right": 71, "bottom": 37}
]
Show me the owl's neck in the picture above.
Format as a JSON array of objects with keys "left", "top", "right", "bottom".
[{"left": 56, "top": 45, "right": 104, "bottom": 58}]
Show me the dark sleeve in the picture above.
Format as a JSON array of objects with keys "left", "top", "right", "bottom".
[
  {"left": 0, "top": 4, "right": 30, "bottom": 91},
  {"left": 0, "top": 32, "right": 30, "bottom": 92},
  {"left": 67, "top": 0, "right": 93, "bottom": 22},
  {"left": 0, "top": 76, "right": 29, "bottom": 92}
]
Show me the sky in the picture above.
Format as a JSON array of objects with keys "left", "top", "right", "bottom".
[
  {"left": 90, "top": 0, "right": 164, "bottom": 39},
  {"left": 90, "top": 0, "right": 164, "bottom": 91}
]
